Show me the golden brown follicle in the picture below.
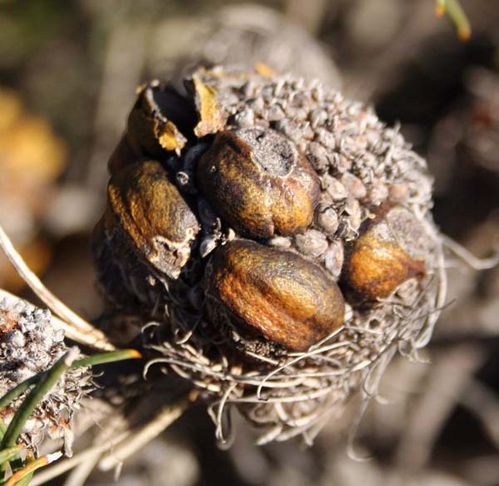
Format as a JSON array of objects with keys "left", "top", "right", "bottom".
[
  {"left": 125, "top": 82, "right": 195, "bottom": 161},
  {"left": 204, "top": 240, "right": 345, "bottom": 352},
  {"left": 106, "top": 160, "right": 199, "bottom": 278},
  {"left": 197, "top": 129, "right": 320, "bottom": 238},
  {"left": 343, "top": 206, "right": 426, "bottom": 300}
]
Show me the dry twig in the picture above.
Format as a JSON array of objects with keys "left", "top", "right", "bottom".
[{"left": 0, "top": 224, "right": 114, "bottom": 351}]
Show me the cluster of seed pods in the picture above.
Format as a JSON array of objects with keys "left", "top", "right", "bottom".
[{"left": 93, "top": 67, "right": 445, "bottom": 442}]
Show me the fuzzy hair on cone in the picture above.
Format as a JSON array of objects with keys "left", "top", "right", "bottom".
[{"left": 93, "top": 66, "right": 447, "bottom": 445}]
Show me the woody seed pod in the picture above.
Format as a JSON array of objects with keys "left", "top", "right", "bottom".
[
  {"left": 197, "top": 128, "right": 320, "bottom": 238},
  {"left": 204, "top": 239, "right": 345, "bottom": 352},
  {"left": 110, "top": 81, "right": 196, "bottom": 173},
  {"left": 105, "top": 160, "right": 200, "bottom": 279},
  {"left": 343, "top": 205, "right": 426, "bottom": 300}
]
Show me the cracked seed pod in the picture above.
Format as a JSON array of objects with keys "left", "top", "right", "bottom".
[
  {"left": 93, "top": 66, "right": 446, "bottom": 444},
  {"left": 197, "top": 129, "right": 320, "bottom": 238},
  {"left": 0, "top": 296, "right": 92, "bottom": 453},
  {"left": 108, "top": 82, "right": 196, "bottom": 175},
  {"left": 93, "top": 159, "right": 200, "bottom": 310}
]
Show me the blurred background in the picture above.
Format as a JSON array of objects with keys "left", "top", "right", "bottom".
[{"left": 0, "top": 0, "right": 498, "bottom": 484}]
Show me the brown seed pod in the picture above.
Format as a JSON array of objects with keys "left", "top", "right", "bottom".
[
  {"left": 106, "top": 160, "right": 200, "bottom": 279},
  {"left": 343, "top": 206, "right": 426, "bottom": 300},
  {"left": 204, "top": 239, "right": 345, "bottom": 352},
  {"left": 124, "top": 81, "right": 196, "bottom": 162},
  {"left": 197, "top": 128, "right": 320, "bottom": 238}
]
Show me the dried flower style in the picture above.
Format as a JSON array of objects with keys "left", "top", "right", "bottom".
[{"left": 93, "top": 67, "right": 446, "bottom": 444}]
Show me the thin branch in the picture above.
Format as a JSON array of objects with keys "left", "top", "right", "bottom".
[
  {"left": 63, "top": 451, "right": 101, "bottom": 486},
  {"left": 395, "top": 345, "right": 485, "bottom": 470},
  {"left": 31, "top": 392, "right": 197, "bottom": 484},
  {"left": 442, "top": 235, "right": 499, "bottom": 271},
  {"left": 0, "top": 224, "right": 114, "bottom": 351},
  {"left": 30, "top": 432, "right": 129, "bottom": 486}
]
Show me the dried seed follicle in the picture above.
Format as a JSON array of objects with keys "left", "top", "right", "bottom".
[
  {"left": 105, "top": 160, "right": 200, "bottom": 280},
  {"left": 343, "top": 205, "right": 428, "bottom": 301},
  {"left": 204, "top": 239, "right": 345, "bottom": 352},
  {"left": 197, "top": 128, "right": 320, "bottom": 239}
]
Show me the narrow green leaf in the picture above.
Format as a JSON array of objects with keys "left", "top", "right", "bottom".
[
  {"left": 72, "top": 349, "right": 142, "bottom": 369},
  {"left": 0, "top": 419, "right": 6, "bottom": 440},
  {"left": 436, "top": 0, "right": 471, "bottom": 41},
  {"left": 0, "top": 377, "right": 38, "bottom": 411},
  {"left": 0, "top": 350, "right": 77, "bottom": 449},
  {"left": 0, "top": 349, "right": 141, "bottom": 412},
  {"left": 0, "top": 446, "right": 21, "bottom": 465}
]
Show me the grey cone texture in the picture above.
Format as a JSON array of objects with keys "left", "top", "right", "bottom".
[{"left": 0, "top": 296, "right": 92, "bottom": 453}]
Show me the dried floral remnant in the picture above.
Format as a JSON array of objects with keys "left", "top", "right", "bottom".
[{"left": 0, "top": 297, "right": 92, "bottom": 452}]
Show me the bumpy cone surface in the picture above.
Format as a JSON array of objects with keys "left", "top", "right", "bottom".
[
  {"left": 93, "top": 67, "right": 446, "bottom": 444},
  {"left": 0, "top": 297, "right": 92, "bottom": 453}
]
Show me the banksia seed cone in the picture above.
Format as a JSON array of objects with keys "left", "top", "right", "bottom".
[
  {"left": 93, "top": 67, "right": 446, "bottom": 443},
  {"left": 0, "top": 296, "right": 92, "bottom": 453}
]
